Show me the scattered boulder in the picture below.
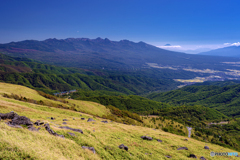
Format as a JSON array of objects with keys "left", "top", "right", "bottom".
[
  {"left": 0, "top": 111, "right": 17, "bottom": 119},
  {"left": 82, "top": 146, "right": 96, "bottom": 154},
  {"left": 177, "top": 147, "right": 188, "bottom": 150},
  {"left": 63, "top": 119, "right": 68, "bottom": 121},
  {"left": 101, "top": 120, "right": 108, "bottom": 123},
  {"left": 6, "top": 122, "right": 22, "bottom": 128},
  {"left": 59, "top": 126, "right": 83, "bottom": 134},
  {"left": 189, "top": 154, "right": 197, "bottom": 158},
  {"left": 81, "top": 118, "right": 85, "bottom": 120},
  {"left": 62, "top": 122, "right": 67, "bottom": 124},
  {"left": 34, "top": 121, "right": 44, "bottom": 126},
  {"left": 157, "top": 139, "right": 162, "bottom": 142},
  {"left": 119, "top": 144, "right": 128, "bottom": 151},
  {"left": 141, "top": 136, "right": 153, "bottom": 140},
  {"left": 204, "top": 146, "right": 209, "bottom": 149},
  {"left": 73, "top": 118, "right": 75, "bottom": 120},
  {"left": 80, "top": 114, "right": 82, "bottom": 116},
  {"left": 51, "top": 117, "right": 55, "bottom": 120},
  {"left": 44, "top": 123, "right": 64, "bottom": 138},
  {"left": 165, "top": 155, "right": 172, "bottom": 158},
  {"left": 68, "top": 132, "right": 76, "bottom": 136},
  {"left": 200, "top": 157, "right": 206, "bottom": 160},
  {"left": 1, "top": 111, "right": 33, "bottom": 127},
  {"left": 11, "top": 115, "right": 33, "bottom": 126},
  {"left": 87, "top": 118, "right": 95, "bottom": 122},
  {"left": 184, "top": 139, "right": 188, "bottom": 141}
]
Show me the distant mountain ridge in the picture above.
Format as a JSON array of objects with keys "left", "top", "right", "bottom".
[
  {"left": 199, "top": 45, "right": 240, "bottom": 57},
  {"left": 0, "top": 37, "right": 160, "bottom": 53},
  {"left": 0, "top": 37, "right": 182, "bottom": 69},
  {"left": 0, "top": 37, "right": 239, "bottom": 71}
]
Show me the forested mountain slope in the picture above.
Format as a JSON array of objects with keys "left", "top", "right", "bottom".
[
  {"left": 0, "top": 53, "right": 180, "bottom": 94},
  {"left": 199, "top": 46, "right": 240, "bottom": 57},
  {"left": 147, "top": 84, "right": 240, "bottom": 117}
]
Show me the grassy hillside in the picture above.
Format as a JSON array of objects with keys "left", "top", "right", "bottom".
[
  {"left": 0, "top": 82, "right": 110, "bottom": 117},
  {"left": 146, "top": 83, "right": 240, "bottom": 151},
  {"left": 0, "top": 82, "right": 239, "bottom": 159}
]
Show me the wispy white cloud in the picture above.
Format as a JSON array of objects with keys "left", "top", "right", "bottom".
[
  {"left": 224, "top": 43, "right": 230, "bottom": 45},
  {"left": 223, "top": 42, "right": 240, "bottom": 46},
  {"left": 231, "top": 42, "right": 240, "bottom": 46},
  {"left": 157, "top": 45, "right": 182, "bottom": 48}
]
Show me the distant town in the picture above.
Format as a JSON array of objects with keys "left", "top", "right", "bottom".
[{"left": 147, "top": 62, "right": 240, "bottom": 87}]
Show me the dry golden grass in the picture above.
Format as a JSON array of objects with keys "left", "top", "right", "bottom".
[
  {"left": 67, "top": 99, "right": 110, "bottom": 116},
  {"left": 0, "top": 82, "right": 239, "bottom": 159},
  {"left": 0, "top": 82, "right": 110, "bottom": 117}
]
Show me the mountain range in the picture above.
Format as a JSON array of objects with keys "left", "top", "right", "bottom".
[
  {"left": 199, "top": 45, "right": 240, "bottom": 57},
  {"left": 1, "top": 37, "right": 240, "bottom": 156},
  {"left": 158, "top": 44, "right": 212, "bottom": 54},
  {"left": 1, "top": 38, "right": 240, "bottom": 71}
]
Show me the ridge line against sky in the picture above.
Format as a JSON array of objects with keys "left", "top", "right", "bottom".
[{"left": 1, "top": 0, "right": 240, "bottom": 51}]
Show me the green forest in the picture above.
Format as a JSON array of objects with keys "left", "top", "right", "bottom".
[
  {"left": 0, "top": 53, "right": 180, "bottom": 95},
  {"left": 147, "top": 84, "right": 240, "bottom": 117}
]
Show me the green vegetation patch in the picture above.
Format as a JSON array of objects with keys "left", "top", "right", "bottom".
[{"left": 148, "top": 84, "right": 240, "bottom": 117}]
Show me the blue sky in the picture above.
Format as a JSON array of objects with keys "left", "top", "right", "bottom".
[{"left": 1, "top": 0, "right": 240, "bottom": 50}]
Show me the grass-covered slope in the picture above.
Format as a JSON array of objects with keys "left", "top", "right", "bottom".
[
  {"left": 0, "top": 82, "right": 110, "bottom": 117},
  {"left": 147, "top": 84, "right": 240, "bottom": 117},
  {"left": 0, "top": 82, "right": 238, "bottom": 159}
]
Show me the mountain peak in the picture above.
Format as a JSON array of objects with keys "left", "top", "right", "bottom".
[
  {"left": 138, "top": 41, "right": 145, "bottom": 44},
  {"left": 44, "top": 38, "right": 58, "bottom": 42},
  {"left": 164, "top": 44, "right": 171, "bottom": 46},
  {"left": 199, "top": 45, "right": 240, "bottom": 57},
  {"left": 120, "top": 39, "right": 130, "bottom": 42},
  {"left": 104, "top": 38, "right": 110, "bottom": 41},
  {"left": 96, "top": 37, "right": 103, "bottom": 40}
]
